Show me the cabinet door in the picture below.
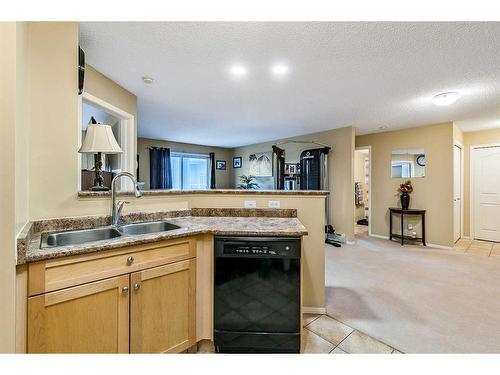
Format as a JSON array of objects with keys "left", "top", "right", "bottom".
[
  {"left": 130, "top": 259, "right": 196, "bottom": 353},
  {"left": 28, "top": 275, "right": 129, "bottom": 353}
]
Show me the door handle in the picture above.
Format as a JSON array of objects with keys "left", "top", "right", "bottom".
[{"left": 134, "top": 282, "right": 141, "bottom": 291}]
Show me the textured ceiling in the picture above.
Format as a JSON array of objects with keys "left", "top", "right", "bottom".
[{"left": 80, "top": 22, "right": 500, "bottom": 147}]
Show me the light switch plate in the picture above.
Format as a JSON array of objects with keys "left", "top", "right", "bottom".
[
  {"left": 268, "top": 200, "right": 281, "bottom": 208},
  {"left": 244, "top": 200, "right": 257, "bottom": 208}
]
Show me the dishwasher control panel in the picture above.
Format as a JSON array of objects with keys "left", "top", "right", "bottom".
[{"left": 215, "top": 237, "right": 300, "bottom": 258}]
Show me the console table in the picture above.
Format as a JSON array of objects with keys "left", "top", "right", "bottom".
[{"left": 389, "top": 208, "right": 426, "bottom": 246}]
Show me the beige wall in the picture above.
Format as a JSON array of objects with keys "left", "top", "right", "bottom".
[
  {"left": 15, "top": 23, "right": 30, "bottom": 235},
  {"left": 84, "top": 64, "right": 137, "bottom": 123},
  {"left": 462, "top": 128, "right": 500, "bottom": 237},
  {"left": 0, "top": 21, "right": 30, "bottom": 353},
  {"left": 28, "top": 22, "right": 80, "bottom": 220},
  {"left": 138, "top": 138, "right": 234, "bottom": 189},
  {"left": 356, "top": 123, "right": 454, "bottom": 247},
  {"left": 27, "top": 23, "right": 139, "bottom": 220},
  {"left": 233, "top": 126, "right": 356, "bottom": 241}
]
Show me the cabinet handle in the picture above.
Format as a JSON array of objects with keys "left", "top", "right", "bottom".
[
  {"left": 127, "top": 256, "right": 134, "bottom": 265},
  {"left": 134, "top": 283, "right": 141, "bottom": 291},
  {"left": 122, "top": 286, "right": 129, "bottom": 294}
]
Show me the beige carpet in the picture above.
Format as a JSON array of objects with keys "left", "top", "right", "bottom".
[{"left": 325, "top": 233, "right": 500, "bottom": 353}]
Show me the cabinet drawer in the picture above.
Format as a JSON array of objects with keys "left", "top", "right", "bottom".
[{"left": 29, "top": 237, "right": 196, "bottom": 296}]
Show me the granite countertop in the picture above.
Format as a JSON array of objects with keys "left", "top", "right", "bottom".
[
  {"left": 17, "top": 208, "right": 307, "bottom": 264},
  {"left": 78, "top": 189, "right": 330, "bottom": 198}
]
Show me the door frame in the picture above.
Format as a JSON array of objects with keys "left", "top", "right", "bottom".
[
  {"left": 469, "top": 143, "right": 500, "bottom": 239},
  {"left": 77, "top": 92, "right": 136, "bottom": 191},
  {"left": 354, "top": 146, "right": 372, "bottom": 237},
  {"left": 453, "top": 141, "right": 464, "bottom": 242}
]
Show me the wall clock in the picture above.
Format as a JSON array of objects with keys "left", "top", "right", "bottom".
[{"left": 416, "top": 154, "right": 426, "bottom": 166}]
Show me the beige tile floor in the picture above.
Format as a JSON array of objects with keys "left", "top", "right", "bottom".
[
  {"left": 195, "top": 313, "right": 402, "bottom": 354},
  {"left": 453, "top": 238, "right": 500, "bottom": 257},
  {"left": 303, "top": 314, "right": 402, "bottom": 354}
]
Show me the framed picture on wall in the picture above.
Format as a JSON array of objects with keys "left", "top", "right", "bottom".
[
  {"left": 233, "top": 157, "right": 242, "bottom": 168},
  {"left": 249, "top": 152, "right": 273, "bottom": 177},
  {"left": 216, "top": 160, "right": 226, "bottom": 170}
]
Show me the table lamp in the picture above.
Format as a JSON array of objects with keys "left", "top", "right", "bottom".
[{"left": 78, "top": 116, "right": 123, "bottom": 191}]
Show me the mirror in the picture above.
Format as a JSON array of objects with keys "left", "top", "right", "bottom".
[{"left": 391, "top": 148, "right": 425, "bottom": 178}]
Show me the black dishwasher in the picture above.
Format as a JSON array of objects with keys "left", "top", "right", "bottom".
[{"left": 214, "top": 236, "right": 301, "bottom": 353}]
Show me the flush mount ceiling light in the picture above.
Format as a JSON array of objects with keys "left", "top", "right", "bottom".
[
  {"left": 230, "top": 65, "right": 247, "bottom": 78},
  {"left": 271, "top": 63, "right": 289, "bottom": 76},
  {"left": 378, "top": 125, "right": 388, "bottom": 130},
  {"left": 142, "top": 76, "right": 155, "bottom": 84},
  {"left": 432, "top": 92, "right": 460, "bottom": 106}
]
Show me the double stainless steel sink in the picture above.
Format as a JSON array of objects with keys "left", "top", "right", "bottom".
[{"left": 41, "top": 221, "right": 181, "bottom": 249}]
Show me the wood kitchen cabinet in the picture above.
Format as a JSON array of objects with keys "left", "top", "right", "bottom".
[
  {"left": 130, "top": 259, "right": 196, "bottom": 353},
  {"left": 28, "top": 274, "right": 130, "bottom": 353},
  {"left": 26, "top": 237, "right": 199, "bottom": 354}
]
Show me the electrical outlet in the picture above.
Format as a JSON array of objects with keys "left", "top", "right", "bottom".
[
  {"left": 268, "top": 200, "right": 280, "bottom": 208},
  {"left": 244, "top": 200, "right": 257, "bottom": 208},
  {"left": 407, "top": 223, "right": 413, "bottom": 230}
]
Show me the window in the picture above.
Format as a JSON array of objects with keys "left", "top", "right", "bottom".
[{"left": 171, "top": 152, "right": 210, "bottom": 190}]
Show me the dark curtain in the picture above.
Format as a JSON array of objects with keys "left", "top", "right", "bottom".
[
  {"left": 149, "top": 147, "right": 172, "bottom": 189},
  {"left": 272, "top": 145, "right": 285, "bottom": 190},
  {"left": 209, "top": 152, "right": 216, "bottom": 189}
]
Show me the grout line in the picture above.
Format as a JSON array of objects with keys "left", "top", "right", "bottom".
[
  {"left": 304, "top": 327, "right": 338, "bottom": 353},
  {"left": 332, "top": 330, "right": 355, "bottom": 353},
  {"left": 306, "top": 315, "right": 355, "bottom": 347},
  {"left": 303, "top": 314, "right": 321, "bottom": 328}
]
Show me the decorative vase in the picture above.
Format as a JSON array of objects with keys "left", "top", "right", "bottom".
[{"left": 400, "top": 192, "right": 410, "bottom": 210}]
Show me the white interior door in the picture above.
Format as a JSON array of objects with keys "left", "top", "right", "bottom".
[
  {"left": 453, "top": 145, "right": 462, "bottom": 243},
  {"left": 473, "top": 146, "right": 500, "bottom": 241}
]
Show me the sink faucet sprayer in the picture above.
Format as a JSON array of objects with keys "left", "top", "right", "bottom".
[{"left": 111, "top": 172, "right": 143, "bottom": 226}]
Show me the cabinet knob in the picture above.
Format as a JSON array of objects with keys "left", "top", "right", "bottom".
[
  {"left": 122, "top": 286, "right": 129, "bottom": 294},
  {"left": 127, "top": 256, "right": 134, "bottom": 265},
  {"left": 134, "top": 282, "right": 141, "bottom": 291}
]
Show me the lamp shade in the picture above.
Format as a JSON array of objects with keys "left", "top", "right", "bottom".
[{"left": 78, "top": 123, "right": 123, "bottom": 154}]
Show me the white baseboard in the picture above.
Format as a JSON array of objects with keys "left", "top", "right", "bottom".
[
  {"left": 303, "top": 307, "right": 326, "bottom": 314},
  {"left": 461, "top": 236, "right": 471, "bottom": 240},
  {"left": 426, "top": 243, "right": 453, "bottom": 250},
  {"left": 370, "top": 234, "right": 389, "bottom": 240},
  {"left": 368, "top": 234, "right": 452, "bottom": 250}
]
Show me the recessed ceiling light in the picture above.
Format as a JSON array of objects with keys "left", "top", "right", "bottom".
[
  {"left": 230, "top": 65, "right": 247, "bottom": 78},
  {"left": 142, "top": 76, "right": 154, "bottom": 84},
  {"left": 271, "top": 63, "right": 289, "bottom": 76},
  {"left": 433, "top": 92, "right": 460, "bottom": 106}
]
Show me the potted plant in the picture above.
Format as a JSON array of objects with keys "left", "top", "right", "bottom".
[
  {"left": 238, "top": 175, "right": 260, "bottom": 190},
  {"left": 398, "top": 180, "right": 413, "bottom": 210}
]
